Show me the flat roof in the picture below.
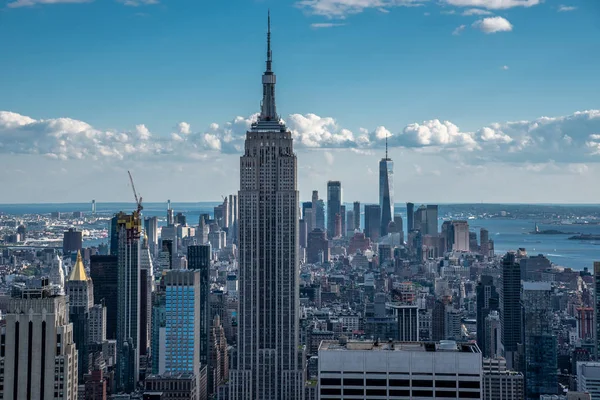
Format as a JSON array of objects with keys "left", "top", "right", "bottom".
[{"left": 320, "top": 340, "right": 480, "bottom": 354}]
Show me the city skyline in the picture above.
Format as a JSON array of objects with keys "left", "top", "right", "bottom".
[{"left": 1, "top": 0, "right": 600, "bottom": 203}]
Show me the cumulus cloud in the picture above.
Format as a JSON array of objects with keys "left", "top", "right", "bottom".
[
  {"left": 472, "top": 16, "right": 513, "bottom": 33},
  {"left": 2, "top": 109, "right": 600, "bottom": 167}
]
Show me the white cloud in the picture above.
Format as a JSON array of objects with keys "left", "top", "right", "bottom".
[
  {"left": 324, "top": 151, "right": 335, "bottom": 165},
  {"left": 501, "top": 65, "right": 509, "bottom": 70},
  {"left": 6, "top": 0, "right": 91, "bottom": 7},
  {"left": 461, "top": 8, "right": 493, "bottom": 15},
  {"left": 472, "top": 16, "right": 513, "bottom": 33},
  {"left": 177, "top": 122, "right": 191, "bottom": 135},
  {"left": 453, "top": 24, "right": 466, "bottom": 35},
  {"left": 558, "top": 5, "right": 576, "bottom": 12},
  {"left": 2, "top": 109, "right": 600, "bottom": 168},
  {"left": 311, "top": 23, "right": 346, "bottom": 28},
  {"left": 443, "top": 0, "right": 540, "bottom": 9},
  {"left": 117, "top": 0, "right": 158, "bottom": 6},
  {"left": 296, "top": 0, "right": 427, "bottom": 19}
]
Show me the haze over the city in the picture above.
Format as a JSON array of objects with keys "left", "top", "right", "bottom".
[{"left": 1, "top": 0, "right": 599, "bottom": 203}]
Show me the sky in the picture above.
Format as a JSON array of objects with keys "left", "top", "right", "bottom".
[{"left": 1, "top": 0, "right": 599, "bottom": 204}]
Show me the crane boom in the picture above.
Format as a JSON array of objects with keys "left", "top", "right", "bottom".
[{"left": 128, "top": 170, "right": 143, "bottom": 214}]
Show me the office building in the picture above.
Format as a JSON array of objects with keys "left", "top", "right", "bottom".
[
  {"left": 145, "top": 216, "right": 159, "bottom": 257},
  {"left": 345, "top": 210, "right": 355, "bottom": 236},
  {"left": 90, "top": 255, "right": 118, "bottom": 340},
  {"left": 500, "top": 252, "right": 521, "bottom": 370},
  {"left": 116, "top": 211, "right": 142, "bottom": 392},
  {"left": 476, "top": 275, "right": 499, "bottom": 358},
  {"left": 426, "top": 205, "right": 438, "bottom": 236},
  {"left": 140, "top": 240, "right": 154, "bottom": 359},
  {"left": 480, "top": 228, "right": 490, "bottom": 258},
  {"left": 110, "top": 215, "right": 119, "bottom": 256},
  {"left": 327, "top": 181, "right": 342, "bottom": 239},
  {"left": 49, "top": 253, "right": 65, "bottom": 291},
  {"left": 1, "top": 278, "right": 78, "bottom": 400},
  {"left": 577, "top": 362, "right": 600, "bottom": 399},
  {"left": 66, "top": 250, "right": 94, "bottom": 380},
  {"left": 187, "top": 245, "right": 211, "bottom": 393},
  {"left": 145, "top": 371, "right": 207, "bottom": 400},
  {"left": 312, "top": 191, "right": 325, "bottom": 231},
  {"left": 162, "top": 270, "right": 201, "bottom": 376},
  {"left": 390, "top": 304, "right": 419, "bottom": 342},
  {"left": 302, "top": 202, "right": 313, "bottom": 233},
  {"left": 484, "top": 311, "right": 502, "bottom": 360},
  {"left": 414, "top": 205, "right": 427, "bottom": 233},
  {"left": 307, "top": 228, "right": 329, "bottom": 264},
  {"left": 230, "top": 15, "right": 305, "bottom": 399},
  {"left": 210, "top": 315, "right": 229, "bottom": 394},
  {"left": 406, "top": 202, "right": 415, "bottom": 232},
  {"left": 63, "top": 227, "right": 83, "bottom": 255},
  {"left": 353, "top": 201, "right": 360, "bottom": 231},
  {"left": 85, "top": 369, "right": 108, "bottom": 400},
  {"left": 364, "top": 204, "right": 381, "bottom": 243},
  {"left": 522, "top": 281, "right": 557, "bottom": 399},
  {"left": 89, "top": 304, "right": 107, "bottom": 344},
  {"left": 167, "top": 200, "right": 174, "bottom": 226},
  {"left": 482, "top": 358, "right": 524, "bottom": 400},
  {"left": 318, "top": 340, "right": 482, "bottom": 399},
  {"left": 451, "top": 220, "right": 470, "bottom": 252},
  {"left": 379, "top": 146, "right": 394, "bottom": 237}
]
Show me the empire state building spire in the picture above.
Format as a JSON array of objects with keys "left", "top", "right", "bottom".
[{"left": 260, "top": 11, "right": 278, "bottom": 122}]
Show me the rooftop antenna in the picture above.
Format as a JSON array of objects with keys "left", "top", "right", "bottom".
[
  {"left": 385, "top": 133, "right": 388, "bottom": 159},
  {"left": 267, "top": 9, "right": 272, "bottom": 72}
]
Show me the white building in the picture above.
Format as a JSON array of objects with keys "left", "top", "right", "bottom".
[
  {"left": 577, "top": 362, "right": 600, "bottom": 399},
  {"left": 318, "top": 340, "right": 482, "bottom": 399},
  {"left": 452, "top": 220, "right": 470, "bottom": 252},
  {"left": 482, "top": 357, "right": 524, "bottom": 400},
  {"left": 1, "top": 279, "right": 78, "bottom": 400},
  {"left": 89, "top": 304, "right": 107, "bottom": 344}
]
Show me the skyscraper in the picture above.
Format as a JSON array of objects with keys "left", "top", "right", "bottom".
[
  {"left": 501, "top": 252, "right": 522, "bottom": 370},
  {"left": 522, "top": 281, "right": 557, "bottom": 399},
  {"left": 353, "top": 201, "right": 360, "bottom": 231},
  {"left": 90, "top": 255, "right": 118, "bottom": 339},
  {"left": 1, "top": 278, "right": 79, "bottom": 399},
  {"left": 188, "top": 244, "right": 212, "bottom": 393},
  {"left": 476, "top": 275, "right": 499, "bottom": 358},
  {"left": 480, "top": 228, "right": 490, "bottom": 258},
  {"left": 66, "top": 250, "right": 94, "bottom": 380},
  {"left": 230, "top": 14, "right": 304, "bottom": 399},
  {"left": 406, "top": 202, "right": 415, "bottom": 233},
  {"left": 595, "top": 261, "right": 600, "bottom": 360},
  {"left": 379, "top": 140, "right": 394, "bottom": 237},
  {"left": 426, "top": 204, "right": 438, "bottom": 236},
  {"left": 326, "top": 181, "right": 342, "bottom": 239},
  {"left": 116, "top": 211, "right": 142, "bottom": 392},
  {"left": 364, "top": 204, "right": 381, "bottom": 243},
  {"left": 63, "top": 227, "right": 83, "bottom": 255}
]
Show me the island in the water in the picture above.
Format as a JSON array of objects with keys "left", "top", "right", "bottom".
[
  {"left": 530, "top": 223, "right": 576, "bottom": 235},
  {"left": 568, "top": 234, "right": 600, "bottom": 241}
]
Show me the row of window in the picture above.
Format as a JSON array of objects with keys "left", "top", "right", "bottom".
[
  {"left": 321, "top": 378, "right": 480, "bottom": 389},
  {"left": 320, "top": 388, "right": 480, "bottom": 398}
]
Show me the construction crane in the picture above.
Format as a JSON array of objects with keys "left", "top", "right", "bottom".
[{"left": 128, "top": 170, "right": 143, "bottom": 215}]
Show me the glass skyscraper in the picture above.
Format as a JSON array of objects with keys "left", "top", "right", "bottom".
[
  {"left": 327, "top": 181, "right": 342, "bottom": 239},
  {"left": 379, "top": 152, "right": 393, "bottom": 237}
]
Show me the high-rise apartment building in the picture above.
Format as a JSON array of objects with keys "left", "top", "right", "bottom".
[
  {"left": 364, "top": 204, "right": 381, "bottom": 243},
  {"left": 66, "top": 250, "right": 94, "bottom": 380},
  {"left": 140, "top": 240, "right": 154, "bottom": 359},
  {"left": 90, "top": 255, "right": 118, "bottom": 339},
  {"left": 482, "top": 358, "right": 524, "bottom": 400},
  {"left": 379, "top": 146, "right": 394, "bottom": 237},
  {"left": 89, "top": 304, "right": 107, "bottom": 344},
  {"left": 451, "top": 220, "right": 470, "bottom": 252},
  {"left": 230, "top": 14, "right": 304, "bottom": 400},
  {"left": 476, "top": 275, "right": 499, "bottom": 358},
  {"left": 144, "top": 216, "right": 159, "bottom": 257},
  {"left": 327, "top": 181, "right": 342, "bottom": 239},
  {"left": 500, "top": 252, "right": 521, "bottom": 370},
  {"left": 1, "top": 278, "right": 79, "bottom": 400},
  {"left": 116, "top": 211, "right": 142, "bottom": 392}
]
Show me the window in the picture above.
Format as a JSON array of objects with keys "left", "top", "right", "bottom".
[
  {"left": 343, "top": 378, "right": 364, "bottom": 386},
  {"left": 343, "top": 388, "right": 364, "bottom": 396},
  {"left": 412, "top": 380, "right": 433, "bottom": 387},
  {"left": 366, "top": 379, "right": 386, "bottom": 387},
  {"left": 459, "top": 381, "right": 480, "bottom": 389}
]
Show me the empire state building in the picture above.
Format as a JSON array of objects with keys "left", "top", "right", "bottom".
[{"left": 229, "top": 13, "right": 305, "bottom": 400}]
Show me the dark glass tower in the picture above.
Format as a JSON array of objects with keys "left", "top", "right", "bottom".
[
  {"left": 188, "top": 244, "right": 212, "bottom": 392},
  {"left": 500, "top": 252, "right": 522, "bottom": 370},
  {"left": 90, "top": 255, "right": 118, "bottom": 339},
  {"left": 379, "top": 141, "right": 393, "bottom": 236},
  {"left": 364, "top": 204, "right": 381, "bottom": 243},
  {"left": 476, "top": 275, "right": 499, "bottom": 357},
  {"left": 406, "top": 202, "right": 415, "bottom": 233},
  {"left": 326, "top": 181, "right": 342, "bottom": 239}
]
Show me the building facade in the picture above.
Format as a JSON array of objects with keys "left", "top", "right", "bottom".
[
  {"left": 379, "top": 151, "right": 394, "bottom": 237},
  {"left": 229, "top": 14, "right": 304, "bottom": 400},
  {"left": 327, "top": 181, "right": 342, "bottom": 239}
]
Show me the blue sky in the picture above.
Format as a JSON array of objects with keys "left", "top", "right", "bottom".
[{"left": 1, "top": 0, "right": 600, "bottom": 203}]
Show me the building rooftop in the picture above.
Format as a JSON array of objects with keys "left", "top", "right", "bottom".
[{"left": 320, "top": 340, "right": 480, "bottom": 354}]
